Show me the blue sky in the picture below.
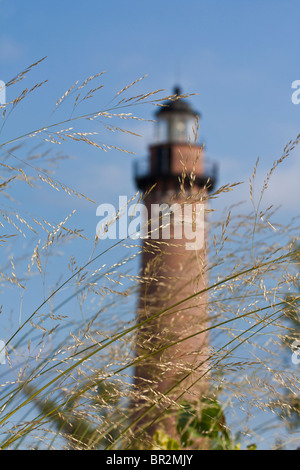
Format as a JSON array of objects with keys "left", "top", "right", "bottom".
[
  {"left": 0, "top": 0, "right": 299, "bottom": 332},
  {"left": 0, "top": 0, "right": 298, "bottom": 287},
  {"left": 0, "top": 0, "right": 299, "bottom": 448},
  {"left": 0, "top": 0, "right": 299, "bottom": 221}
]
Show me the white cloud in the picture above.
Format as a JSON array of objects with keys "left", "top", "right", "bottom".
[
  {"left": 209, "top": 144, "right": 300, "bottom": 226},
  {"left": 0, "top": 35, "right": 23, "bottom": 61},
  {"left": 257, "top": 149, "right": 300, "bottom": 212}
]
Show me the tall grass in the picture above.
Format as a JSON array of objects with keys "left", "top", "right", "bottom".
[{"left": 0, "top": 59, "right": 299, "bottom": 450}]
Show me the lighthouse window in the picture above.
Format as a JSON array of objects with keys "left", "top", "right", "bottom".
[
  {"left": 157, "top": 147, "right": 171, "bottom": 175},
  {"left": 169, "top": 116, "right": 186, "bottom": 142},
  {"left": 156, "top": 118, "right": 168, "bottom": 143}
]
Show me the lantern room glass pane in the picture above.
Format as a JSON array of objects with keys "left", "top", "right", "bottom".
[{"left": 156, "top": 114, "right": 197, "bottom": 144}]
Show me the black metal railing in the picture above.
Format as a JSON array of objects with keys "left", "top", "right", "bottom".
[{"left": 134, "top": 157, "right": 218, "bottom": 192}]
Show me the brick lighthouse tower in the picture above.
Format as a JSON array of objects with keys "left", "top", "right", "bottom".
[{"left": 133, "top": 87, "right": 217, "bottom": 442}]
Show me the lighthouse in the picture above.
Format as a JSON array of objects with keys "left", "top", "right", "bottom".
[{"left": 133, "top": 87, "right": 217, "bottom": 442}]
